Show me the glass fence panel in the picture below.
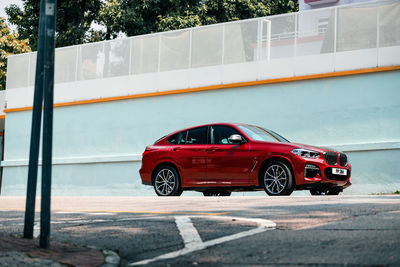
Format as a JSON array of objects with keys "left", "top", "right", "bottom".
[
  {"left": 104, "top": 39, "right": 130, "bottom": 78},
  {"left": 55, "top": 46, "right": 78, "bottom": 83},
  {"left": 297, "top": 9, "right": 335, "bottom": 56},
  {"left": 6, "top": 0, "right": 400, "bottom": 90},
  {"left": 269, "top": 14, "right": 296, "bottom": 59},
  {"left": 131, "top": 35, "right": 159, "bottom": 74},
  {"left": 337, "top": 4, "right": 377, "bottom": 52},
  {"left": 28, "top": 52, "right": 37, "bottom": 87},
  {"left": 6, "top": 54, "right": 29, "bottom": 89},
  {"left": 379, "top": 0, "right": 400, "bottom": 47},
  {"left": 160, "top": 30, "right": 190, "bottom": 71},
  {"left": 191, "top": 25, "right": 223, "bottom": 68},
  {"left": 77, "top": 42, "right": 105, "bottom": 80},
  {"left": 224, "top": 20, "right": 259, "bottom": 64}
]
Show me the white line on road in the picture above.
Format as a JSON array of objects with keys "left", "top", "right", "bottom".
[
  {"left": 174, "top": 216, "right": 204, "bottom": 248},
  {"left": 129, "top": 216, "right": 276, "bottom": 266}
]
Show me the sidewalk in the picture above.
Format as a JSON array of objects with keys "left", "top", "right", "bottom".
[{"left": 0, "top": 233, "right": 104, "bottom": 267}]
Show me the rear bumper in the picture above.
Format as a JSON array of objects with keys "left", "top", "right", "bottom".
[{"left": 139, "top": 167, "right": 152, "bottom": 185}]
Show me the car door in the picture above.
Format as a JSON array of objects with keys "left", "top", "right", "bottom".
[
  {"left": 206, "top": 125, "right": 254, "bottom": 185},
  {"left": 168, "top": 126, "right": 208, "bottom": 186}
]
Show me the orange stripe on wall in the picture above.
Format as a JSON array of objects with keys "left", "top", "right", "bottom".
[
  {"left": 3, "top": 65, "right": 400, "bottom": 114},
  {"left": 0, "top": 115, "right": 5, "bottom": 119}
]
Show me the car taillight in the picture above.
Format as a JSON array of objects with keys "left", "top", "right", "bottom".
[{"left": 142, "top": 147, "right": 152, "bottom": 156}]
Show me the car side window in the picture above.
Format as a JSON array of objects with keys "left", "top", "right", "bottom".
[
  {"left": 211, "top": 125, "right": 243, "bottom": 144},
  {"left": 186, "top": 127, "right": 207, "bottom": 144},
  {"left": 168, "top": 131, "right": 187, "bottom": 144}
]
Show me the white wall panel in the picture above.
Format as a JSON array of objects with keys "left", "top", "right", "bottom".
[
  {"left": 188, "top": 65, "right": 223, "bottom": 88},
  {"left": 378, "top": 46, "right": 400, "bottom": 67},
  {"left": 258, "top": 58, "right": 295, "bottom": 80},
  {"left": 221, "top": 62, "right": 258, "bottom": 84},
  {"left": 294, "top": 53, "right": 335, "bottom": 76},
  {"left": 335, "top": 48, "right": 378, "bottom": 71}
]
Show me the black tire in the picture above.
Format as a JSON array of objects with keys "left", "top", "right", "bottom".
[
  {"left": 153, "top": 165, "right": 183, "bottom": 196},
  {"left": 203, "top": 191, "right": 231, "bottom": 197},
  {"left": 261, "top": 160, "right": 294, "bottom": 196}
]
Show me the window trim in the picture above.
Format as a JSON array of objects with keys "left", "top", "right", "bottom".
[
  {"left": 182, "top": 126, "right": 208, "bottom": 145},
  {"left": 210, "top": 125, "right": 247, "bottom": 145}
]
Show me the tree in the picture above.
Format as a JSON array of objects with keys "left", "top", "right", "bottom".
[
  {"left": 100, "top": 0, "right": 298, "bottom": 38},
  {"left": 0, "top": 17, "right": 31, "bottom": 90},
  {"left": 6, "top": 0, "right": 102, "bottom": 50}
]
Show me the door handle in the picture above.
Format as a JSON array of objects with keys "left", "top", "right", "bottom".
[
  {"left": 173, "top": 147, "right": 182, "bottom": 151},
  {"left": 209, "top": 147, "right": 218, "bottom": 152}
]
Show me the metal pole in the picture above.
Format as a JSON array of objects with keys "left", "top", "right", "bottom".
[
  {"left": 23, "top": 0, "right": 48, "bottom": 239},
  {"left": 221, "top": 24, "right": 225, "bottom": 64},
  {"left": 376, "top": 4, "right": 380, "bottom": 66},
  {"left": 294, "top": 13, "right": 297, "bottom": 58},
  {"left": 40, "top": 0, "right": 57, "bottom": 249},
  {"left": 266, "top": 20, "right": 271, "bottom": 61}
]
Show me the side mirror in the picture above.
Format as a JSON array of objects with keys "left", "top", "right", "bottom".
[{"left": 229, "top": 134, "right": 244, "bottom": 144}]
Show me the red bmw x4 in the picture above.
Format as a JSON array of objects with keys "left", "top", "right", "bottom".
[{"left": 139, "top": 123, "right": 351, "bottom": 196}]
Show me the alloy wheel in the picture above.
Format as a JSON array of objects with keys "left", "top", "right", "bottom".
[
  {"left": 155, "top": 168, "right": 176, "bottom": 196},
  {"left": 264, "top": 164, "right": 288, "bottom": 195}
]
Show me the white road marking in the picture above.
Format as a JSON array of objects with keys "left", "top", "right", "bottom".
[
  {"left": 129, "top": 216, "right": 275, "bottom": 266},
  {"left": 174, "top": 216, "right": 204, "bottom": 249}
]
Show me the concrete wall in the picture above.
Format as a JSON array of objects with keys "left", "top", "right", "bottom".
[{"left": 1, "top": 70, "right": 399, "bottom": 196}]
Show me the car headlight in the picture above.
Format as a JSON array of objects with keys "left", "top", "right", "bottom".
[{"left": 291, "top": 148, "right": 320, "bottom": 159}]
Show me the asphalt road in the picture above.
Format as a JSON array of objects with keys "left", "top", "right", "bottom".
[{"left": 1, "top": 196, "right": 400, "bottom": 266}]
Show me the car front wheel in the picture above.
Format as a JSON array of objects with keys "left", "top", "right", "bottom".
[
  {"left": 153, "top": 165, "right": 183, "bottom": 196},
  {"left": 261, "top": 161, "right": 294, "bottom": 196}
]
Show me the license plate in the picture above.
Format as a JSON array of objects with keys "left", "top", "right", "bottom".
[{"left": 332, "top": 168, "right": 347, "bottom": 176}]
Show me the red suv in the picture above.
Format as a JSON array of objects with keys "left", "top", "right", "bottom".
[{"left": 139, "top": 123, "right": 351, "bottom": 196}]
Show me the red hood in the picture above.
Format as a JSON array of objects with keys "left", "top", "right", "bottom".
[{"left": 290, "top": 143, "right": 337, "bottom": 153}]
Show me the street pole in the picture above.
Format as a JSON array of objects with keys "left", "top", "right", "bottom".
[
  {"left": 23, "top": 0, "right": 57, "bottom": 248},
  {"left": 39, "top": 0, "right": 57, "bottom": 249},
  {"left": 24, "top": 0, "right": 48, "bottom": 239}
]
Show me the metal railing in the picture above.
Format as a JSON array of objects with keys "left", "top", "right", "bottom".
[{"left": 5, "top": 0, "right": 400, "bottom": 90}]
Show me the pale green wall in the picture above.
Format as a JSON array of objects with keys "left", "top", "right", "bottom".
[{"left": 1, "top": 70, "right": 399, "bottom": 195}]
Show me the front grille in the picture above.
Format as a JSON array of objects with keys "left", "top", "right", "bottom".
[
  {"left": 339, "top": 153, "right": 347, "bottom": 167},
  {"left": 323, "top": 152, "right": 338, "bottom": 165},
  {"left": 324, "top": 168, "right": 350, "bottom": 181}
]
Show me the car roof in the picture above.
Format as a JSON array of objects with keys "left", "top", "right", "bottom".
[{"left": 164, "top": 123, "right": 256, "bottom": 138}]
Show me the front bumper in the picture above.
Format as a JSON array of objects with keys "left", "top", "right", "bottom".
[{"left": 293, "top": 156, "right": 351, "bottom": 188}]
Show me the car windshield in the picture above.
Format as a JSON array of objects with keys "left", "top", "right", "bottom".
[{"left": 237, "top": 125, "right": 290, "bottom": 143}]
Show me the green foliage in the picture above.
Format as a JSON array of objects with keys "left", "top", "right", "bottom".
[
  {"left": 100, "top": 0, "right": 298, "bottom": 38},
  {"left": 0, "top": 17, "right": 31, "bottom": 90},
  {"left": 6, "top": 0, "right": 102, "bottom": 50},
  {"left": 5, "top": 0, "right": 297, "bottom": 47}
]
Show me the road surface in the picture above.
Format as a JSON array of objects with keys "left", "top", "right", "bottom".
[{"left": 1, "top": 195, "right": 399, "bottom": 266}]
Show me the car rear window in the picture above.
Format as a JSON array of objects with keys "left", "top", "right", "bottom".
[{"left": 167, "top": 131, "right": 187, "bottom": 144}]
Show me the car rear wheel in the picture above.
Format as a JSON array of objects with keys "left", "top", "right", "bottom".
[
  {"left": 203, "top": 191, "right": 231, "bottom": 196},
  {"left": 261, "top": 161, "right": 294, "bottom": 196},
  {"left": 153, "top": 165, "right": 183, "bottom": 196}
]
